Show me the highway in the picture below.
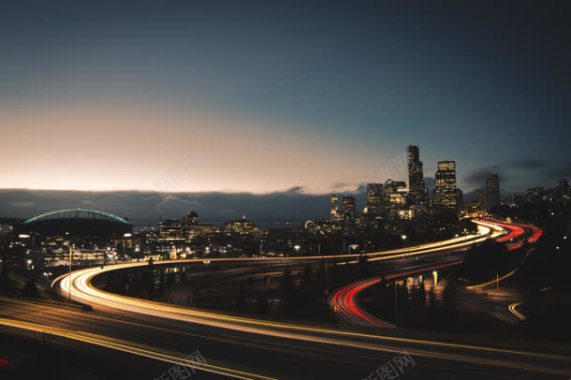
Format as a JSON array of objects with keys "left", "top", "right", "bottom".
[
  {"left": 3, "top": 219, "right": 569, "bottom": 379},
  {"left": 328, "top": 219, "right": 541, "bottom": 329},
  {"left": 1, "top": 296, "right": 570, "bottom": 379}
]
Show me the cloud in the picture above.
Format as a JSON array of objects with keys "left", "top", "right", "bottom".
[
  {"left": 284, "top": 186, "right": 304, "bottom": 194},
  {"left": 544, "top": 163, "right": 571, "bottom": 180},
  {"left": 510, "top": 158, "right": 549, "bottom": 170},
  {"left": 0, "top": 189, "right": 332, "bottom": 225},
  {"left": 464, "top": 166, "right": 502, "bottom": 187},
  {"left": 9, "top": 201, "right": 35, "bottom": 208}
]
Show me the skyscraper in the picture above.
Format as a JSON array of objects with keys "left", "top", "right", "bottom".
[
  {"left": 342, "top": 196, "right": 356, "bottom": 220},
  {"left": 384, "top": 179, "right": 407, "bottom": 220},
  {"left": 407, "top": 145, "right": 427, "bottom": 218},
  {"left": 366, "top": 183, "right": 384, "bottom": 217},
  {"left": 330, "top": 194, "right": 339, "bottom": 219},
  {"left": 407, "top": 145, "right": 427, "bottom": 206},
  {"left": 433, "top": 161, "right": 458, "bottom": 213},
  {"left": 485, "top": 173, "right": 501, "bottom": 211}
]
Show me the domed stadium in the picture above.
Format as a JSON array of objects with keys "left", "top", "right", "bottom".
[{"left": 20, "top": 209, "right": 132, "bottom": 237}]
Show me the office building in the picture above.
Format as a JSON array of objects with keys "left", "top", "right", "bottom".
[
  {"left": 485, "top": 173, "right": 501, "bottom": 211},
  {"left": 384, "top": 179, "right": 407, "bottom": 220},
  {"left": 366, "top": 183, "right": 384, "bottom": 217},
  {"left": 433, "top": 161, "right": 459, "bottom": 213},
  {"left": 330, "top": 194, "right": 339, "bottom": 219},
  {"left": 407, "top": 145, "right": 427, "bottom": 207},
  {"left": 342, "top": 196, "right": 356, "bottom": 219}
]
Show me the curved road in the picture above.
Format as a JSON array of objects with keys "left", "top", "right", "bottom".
[
  {"left": 328, "top": 219, "right": 541, "bottom": 329},
  {"left": 1, "top": 218, "right": 565, "bottom": 379}
]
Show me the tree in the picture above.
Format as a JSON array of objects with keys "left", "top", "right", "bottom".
[
  {"left": 462, "top": 241, "right": 510, "bottom": 282},
  {"left": 23, "top": 279, "right": 40, "bottom": 298},
  {"left": 279, "top": 267, "right": 296, "bottom": 316}
]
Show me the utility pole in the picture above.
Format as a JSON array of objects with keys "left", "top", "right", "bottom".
[
  {"left": 394, "top": 281, "right": 398, "bottom": 325},
  {"left": 67, "top": 243, "right": 73, "bottom": 302}
]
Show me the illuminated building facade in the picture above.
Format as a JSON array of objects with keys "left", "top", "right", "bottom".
[
  {"left": 225, "top": 216, "right": 259, "bottom": 234},
  {"left": 159, "top": 219, "right": 186, "bottom": 242},
  {"left": 384, "top": 179, "right": 407, "bottom": 220},
  {"left": 366, "top": 184, "right": 384, "bottom": 217},
  {"left": 433, "top": 161, "right": 459, "bottom": 213},
  {"left": 342, "top": 196, "right": 356, "bottom": 220},
  {"left": 330, "top": 194, "right": 339, "bottom": 219}
]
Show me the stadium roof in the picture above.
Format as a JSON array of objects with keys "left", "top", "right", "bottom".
[{"left": 23, "top": 209, "right": 129, "bottom": 225}]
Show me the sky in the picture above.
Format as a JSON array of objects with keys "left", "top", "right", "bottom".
[{"left": 1, "top": 0, "right": 570, "bottom": 211}]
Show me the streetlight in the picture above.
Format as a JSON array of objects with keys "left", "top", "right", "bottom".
[
  {"left": 64, "top": 242, "right": 73, "bottom": 302},
  {"left": 400, "top": 235, "right": 408, "bottom": 259},
  {"left": 432, "top": 270, "right": 438, "bottom": 287},
  {"left": 294, "top": 245, "right": 301, "bottom": 255}
]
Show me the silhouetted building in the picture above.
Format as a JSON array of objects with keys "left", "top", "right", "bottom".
[
  {"left": 433, "top": 161, "right": 458, "bottom": 213},
  {"left": 485, "top": 173, "right": 501, "bottom": 211},
  {"left": 366, "top": 184, "right": 384, "bottom": 217},
  {"left": 184, "top": 210, "right": 199, "bottom": 228},
  {"left": 407, "top": 145, "right": 427, "bottom": 209},
  {"left": 342, "top": 196, "right": 356, "bottom": 220},
  {"left": 511, "top": 193, "right": 525, "bottom": 206},
  {"left": 526, "top": 187, "right": 544, "bottom": 203},
  {"left": 559, "top": 178, "right": 570, "bottom": 203}
]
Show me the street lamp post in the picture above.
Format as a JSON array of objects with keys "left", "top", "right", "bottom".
[
  {"left": 400, "top": 235, "right": 408, "bottom": 260},
  {"left": 65, "top": 242, "right": 73, "bottom": 302},
  {"left": 394, "top": 281, "right": 398, "bottom": 325}
]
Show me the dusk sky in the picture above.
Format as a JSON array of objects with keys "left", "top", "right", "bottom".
[{"left": 1, "top": 0, "right": 570, "bottom": 197}]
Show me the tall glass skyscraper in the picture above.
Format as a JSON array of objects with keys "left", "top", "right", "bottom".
[
  {"left": 407, "top": 145, "right": 427, "bottom": 209},
  {"left": 433, "top": 161, "right": 458, "bottom": 213}
]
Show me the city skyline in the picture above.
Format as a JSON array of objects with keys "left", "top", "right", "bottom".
[
  {"left": 0, "top": 152, "right": 565, "bottom": 223},
  {"left": 1, "top": 3, "right": 570, "bottom": 379},
  {"left": 1, "top": 1, "right": 569, "bottom": 195}
]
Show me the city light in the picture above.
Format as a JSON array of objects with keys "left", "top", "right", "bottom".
[{"left": 0, "top": 3, "right": 568, "bottom": 378}]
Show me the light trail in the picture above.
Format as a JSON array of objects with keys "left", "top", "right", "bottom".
[
  {"left": 508, "top": 302, "right": 527, "bottom": 321},
  {"left": 465, "top": 219, "right": 543, "bottom": 291},
  {"left": 52, "top": 265, "right": 571, "bottom": 376},
  {"left": 328, "top": 219, "right": 538, "bottom": 329},
  {"left": 0, "top": 317, "right": 276, "bottom": 380},
  {"left": 465, "top": 268, "right": 519, "bottom": 291},
  {"left": 48, "top": 219, "right": 571, "bottom": 376},
  {"left": 330, "top": 260, "right": 463, "bottom": 328},
  {"left": 54, "top": 220, "right": 497, "bottom": 342}
]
